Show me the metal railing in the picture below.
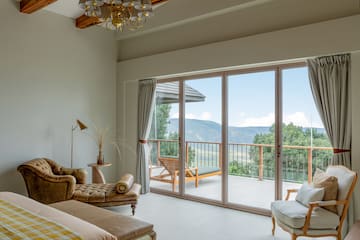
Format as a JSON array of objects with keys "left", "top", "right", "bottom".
[{"left": 148, "top": 139, "right": 333, "bottom": 183}]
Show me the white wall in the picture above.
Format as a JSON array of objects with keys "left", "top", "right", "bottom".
[
  {"left": 0, "top": 1, "right": 117, "bottom": 193},
  {"left": 351, "top": 52, "right": 360, "bottom": 219},
  {"left": 117, "top": 14, "right": 360, "bottom": 218}
]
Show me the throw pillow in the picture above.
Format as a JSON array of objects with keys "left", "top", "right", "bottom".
[
  {"left": 295, "top": 182, "right": 325, "bottom": 206},
  {"left": 313, "top": 168, "right": 338, "bottom": 213}
]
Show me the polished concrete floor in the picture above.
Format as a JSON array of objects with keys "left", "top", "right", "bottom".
[{"left": 108, "top": 193, "right": 335, "bottom": 240}]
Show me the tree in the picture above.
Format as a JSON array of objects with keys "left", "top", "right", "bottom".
[
  {"left": 149, "top": 104, "right": 171, "bottom": 139},
  {"left": 243, "top": 123, "right": 332, "bottom": 182}
]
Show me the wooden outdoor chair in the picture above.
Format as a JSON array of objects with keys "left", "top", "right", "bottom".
[
  {"left": 271, "top": 165, "right": 358, "bottom": 240},
  {"left": 150, "top": 157, "right": 221, "bottom": 191}
]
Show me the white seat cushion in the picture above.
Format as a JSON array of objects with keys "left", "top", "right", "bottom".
[{"left": 271, "top": 200, "right": 339, "bottom": 229}]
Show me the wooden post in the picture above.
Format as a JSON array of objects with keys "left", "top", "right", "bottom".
[
  {"left": 307, "top": 147, "right": 313, "bottom": 183},
  {"left": 186, "top": 142, "right": 189, "bottom": 166},
  {"left": 259, "top": 145, "right": 264, "bottom": 181},
  {"left": 157, "top": 140, "right": 160, "bottom": 166},
  {"left": 219, "top": 143, "right": 222, "bottom": 169}
]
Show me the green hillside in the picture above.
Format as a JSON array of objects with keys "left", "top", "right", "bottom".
[
  {"left": 168, "top": 119, "right": 270, "bottom": 143},
  {"left": 167, "top": 119, "right": 326, "bottom": 144}
]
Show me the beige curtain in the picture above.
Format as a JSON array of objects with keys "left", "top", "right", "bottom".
[
  {"left": 307, "top": 53, "right": 353, "bottom": 231},
  {"left": 136, "top": 79, "right": 156, "bottom": 194}
]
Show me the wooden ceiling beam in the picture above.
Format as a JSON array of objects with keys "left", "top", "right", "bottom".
[
  {"left": 20, "top": 0, "right": 58, "bottom": 14},
  {"left": 75, "top": 0, "right": 168, "bottom": 29},
  {"left": 76, "top": 15, "right": 103, "bottom": 29}
]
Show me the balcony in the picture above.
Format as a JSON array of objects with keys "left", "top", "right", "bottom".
[{"left": 149, "top": 139, "right": 333, "bottom": 209}]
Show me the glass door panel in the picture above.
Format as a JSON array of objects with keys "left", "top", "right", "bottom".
[
  {"left": 227, "top": 71, "right": 275, "bottom": 209},
  {"left": 281, "top": 67, "right": 332, "bottom": 200},
  {"left": 149, "top": 81, "right": 180, "bottom": 193},
  {"left": 184, "top": 77, "right": 222, "bottom": 201}
]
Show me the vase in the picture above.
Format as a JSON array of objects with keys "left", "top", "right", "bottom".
[{"left": 97, "top": 150, "right": 104, "bottom": 165}]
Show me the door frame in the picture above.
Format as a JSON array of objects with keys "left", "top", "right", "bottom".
[{"left": 150, "top": 61, "right": 307, "bottom": 216}]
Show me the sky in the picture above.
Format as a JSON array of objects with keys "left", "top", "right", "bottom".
[{"left": 166, "top": 66, "right": 324, "bottom": 128}]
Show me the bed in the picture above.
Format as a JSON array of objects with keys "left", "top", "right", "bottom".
[{"left": 0, "top": 192, "right": 156, "bottom": 240}]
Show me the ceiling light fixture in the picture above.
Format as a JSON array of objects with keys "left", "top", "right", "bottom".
[{"left": 78, "top": 0, "right": 154, "bottom": 31}]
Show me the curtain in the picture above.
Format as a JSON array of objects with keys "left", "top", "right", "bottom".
[
  {"left": 307, "top": 54, "right": 351, "bottom": 166},
  {"left": 307, "top": 53, "right": 352, "bottom": 230},
  {"left": 136, "top": 79, "right": 156, "bottom": 194}
]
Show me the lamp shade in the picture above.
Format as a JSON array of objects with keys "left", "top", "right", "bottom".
[{"left": 76, "top": 119, "right": 88, "bottom": 130}]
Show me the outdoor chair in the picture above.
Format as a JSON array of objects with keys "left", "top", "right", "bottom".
[
  {"left": 150, "top": 157, "right": 221, "bottom": 191},
  {"left": 271, "top": 165, "right": 358, "bottom": 240}
]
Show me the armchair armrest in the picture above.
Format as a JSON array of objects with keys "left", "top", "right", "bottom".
[
  {"left": 285, "top": 189, "right": 298, "bottom": 200},
  {"left": 303, "top": 200, "right": 347, "bottom": 234},
  {"left": 309, "top": 200, "right": 347, "bottom": 207},
  {"left": 58, "top": 168, "right": 87, "bottom": 184}
]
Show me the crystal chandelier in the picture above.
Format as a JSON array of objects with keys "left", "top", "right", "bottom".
[{"left": 79, "top": 0, "right": 154, "bottom": 31}]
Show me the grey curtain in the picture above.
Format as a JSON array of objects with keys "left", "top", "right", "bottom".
[
  {"left": 307, "top": 53, "right": 352, "bottom": 230},
  {"left": 136, "top": 79, "right": 156, "bottom": 194}
]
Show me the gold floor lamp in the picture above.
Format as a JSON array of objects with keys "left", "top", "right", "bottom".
[{"left": 71, "top": 119, "right": 87, "bottom": 168}]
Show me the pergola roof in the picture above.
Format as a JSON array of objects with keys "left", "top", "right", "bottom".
[{"left": 156, "top": 82, "right": 206, "bottom": 104}]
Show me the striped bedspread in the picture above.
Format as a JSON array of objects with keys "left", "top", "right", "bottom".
[{"left": 0, "top": 199, "right": 82, "bottom": 240}]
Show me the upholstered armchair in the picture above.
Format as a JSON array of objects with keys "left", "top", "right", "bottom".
[
  {"left": 17, "top": 158, "right": 87, "bottom": 204},
  {"left": 18, "top": 158, "right": 142, "bottom": 215},
  {"left": 271, "top": 165, "right": 358, "bottom": 240}
]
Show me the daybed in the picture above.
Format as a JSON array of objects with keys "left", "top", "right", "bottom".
[
  {"left": 17, "top": 158, "right": 141, "bottom": 215},
  {"left": 0, "top": 192, "right": 156, "bottom": 240}
]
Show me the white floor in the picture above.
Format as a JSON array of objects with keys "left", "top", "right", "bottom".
[{"left": 107, "top": 193, "right": 335, "bottom": 240}]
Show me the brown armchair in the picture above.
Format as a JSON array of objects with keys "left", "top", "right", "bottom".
[
  {"left": 18, "top": 158, "right": 141, "bottom": 215},
  {"left": 17, "top": 158, "right": 87, "bottom": 204}
]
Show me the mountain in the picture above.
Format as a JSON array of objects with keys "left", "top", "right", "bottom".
[
  {"left": 167, "top": 118, "right": 326, "bottom": 144},
  {"left": 167, "top": 119, "right": 270, "bottom": 143}
]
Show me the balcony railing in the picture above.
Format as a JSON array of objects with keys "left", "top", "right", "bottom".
[{"left": 149, "top": 139, "right": 333, "bottom": 183}]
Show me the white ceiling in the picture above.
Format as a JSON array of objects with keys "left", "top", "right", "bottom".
[
  {"left": 42, "top": 0, "right": 360, "bottom": 43},
  {"left": 43, "top": 0, "right": 271, "bottom": 36},
  {"left": 44, "top": 0, "right": 83, "bottom": 19}
]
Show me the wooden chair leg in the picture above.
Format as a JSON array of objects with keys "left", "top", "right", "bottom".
[
  {"left": 291, "top": 233, "right": 297, "bottom": 240},
  {"left": 271, "top": 216, "right": 276, "bottom": 236},
  {"left": 337, "top": 232, "right": 341, "bottom": 240},
  {"left": 195, "top": 170, "right": 199, "bottom": 188},
  {"left": 131, "top": 204, "right": 136, "bottom": 216},
  {"left": 172, "top": 173, "right": 176, "bottom": 192}
]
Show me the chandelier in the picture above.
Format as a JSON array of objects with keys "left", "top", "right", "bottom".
[{"left": 78, "top": 0, "right": 154, "bottom": 31}]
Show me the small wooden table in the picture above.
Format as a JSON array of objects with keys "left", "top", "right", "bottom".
[{"left": 88, "top": 162, "right": 112, "bottom": 184}]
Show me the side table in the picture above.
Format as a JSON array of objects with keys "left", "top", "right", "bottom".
[{"left": 88, "top": 162, "right": 112, "bottom": 184}]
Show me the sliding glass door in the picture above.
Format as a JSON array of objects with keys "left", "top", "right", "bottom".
[
  {"left": 281, "top": 67, "right": 332, "bottom": 200},
  {"left": 148, "top": 63, "right": 331, "bottom": 214},
  {"left": 227, "top": 71, "right": 275, "bottom": 209},
  {"left": 149, "top": 81, "right": 180, "bottom": 193},
  {"left": 184, "top": 76, "right": 222, "bottom": 201}
]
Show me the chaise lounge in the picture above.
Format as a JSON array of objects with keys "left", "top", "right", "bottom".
[
  {"left": 150, "top": 157, "right": 222, "bottom": 191},
  {"left": 17, "top": 158, "right": 141, "bottom": 215}
]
